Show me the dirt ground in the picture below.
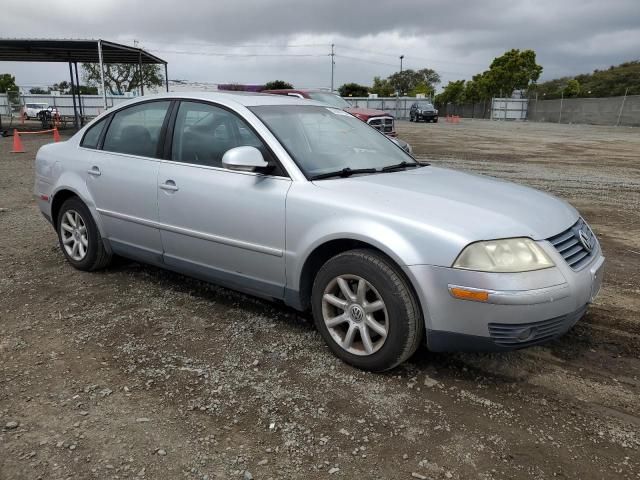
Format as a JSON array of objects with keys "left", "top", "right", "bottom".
[{"left": 1, "top": 119, "right": 639, "bottom": 480}]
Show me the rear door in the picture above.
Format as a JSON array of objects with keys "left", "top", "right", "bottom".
[
  {"left": 84, "top": 100, "right": 172, "bottom": 264},
  {"left": 157, "top": 100, "right": 291, "bottom": 299}
]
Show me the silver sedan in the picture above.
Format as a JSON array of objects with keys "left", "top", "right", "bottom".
[{"left": 34, "top": 92, "right": 605, "bottom": 371}]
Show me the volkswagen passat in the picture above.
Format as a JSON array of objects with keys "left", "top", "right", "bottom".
[{"left": 34, "top": 92, "right": 605, "bottom": 371}]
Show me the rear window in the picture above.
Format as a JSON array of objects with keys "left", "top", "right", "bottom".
[
  {"left": 80, "top": 116, "right": 109, "bottom": 149},
  {"left": 102, "top": 101, "right": 171, "bottom": 158}
]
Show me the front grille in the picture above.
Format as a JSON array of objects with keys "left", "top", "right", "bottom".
[
  {"left": 367, "top": 116, "right": 394, "bottom": 134},
  {"left": 547, "top": 218, "right": 596, "bottom": 270},
  {"left": 488, "top": 305, "right": 587, "bottom": 348}
]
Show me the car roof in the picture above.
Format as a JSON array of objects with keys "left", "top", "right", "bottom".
[{"left": 118, "top": 91, "right": 328, "bottom": 108}]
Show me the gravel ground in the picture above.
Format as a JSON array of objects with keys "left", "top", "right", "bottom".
[{"left": 1, "top": 119, "right": 639, "bottom": 480}]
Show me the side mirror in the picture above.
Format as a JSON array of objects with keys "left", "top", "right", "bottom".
[{"left": 222, "top": 146, "right": 269, "bottom": 172}]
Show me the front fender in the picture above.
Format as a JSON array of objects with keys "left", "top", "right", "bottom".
[{"left": 286, "top": 216, "right": 423, "bottom": 293}]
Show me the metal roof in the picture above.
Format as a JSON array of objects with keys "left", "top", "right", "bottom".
[{"left": 0, "top": 38, "right": 166, "bottom": 64}]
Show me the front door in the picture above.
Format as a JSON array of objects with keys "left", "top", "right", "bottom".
[
  {"left": 85, "top": 100, "right": 172, "bottom": 263},
  {"left": 157, "top": 100, "right": 291, "bottom": 299}
]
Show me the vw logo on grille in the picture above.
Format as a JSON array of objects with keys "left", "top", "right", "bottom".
[{"left": 578, "top": 228, "right": 593, "bottom": 252}]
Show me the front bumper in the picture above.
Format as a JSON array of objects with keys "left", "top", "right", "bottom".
[
  {"left": 405, "top": 243, "right": 605, "bottom": 352},
  {"left": 416, "top": 112, "right": 438, "bottom": 120}
]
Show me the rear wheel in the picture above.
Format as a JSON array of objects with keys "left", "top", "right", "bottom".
[
  {"left": 311, "top": 249, "right": 423, "bottom": 371},
  {"left": 57, "top": 197, "right": 111, "bottom": 271}
]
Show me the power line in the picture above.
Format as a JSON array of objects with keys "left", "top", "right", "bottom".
[
  {"left": 339, "top": 45, "right": 486, "bottom": 68},
  {"left": 151, "top": 49, "right": 326, "bottom": 58}
]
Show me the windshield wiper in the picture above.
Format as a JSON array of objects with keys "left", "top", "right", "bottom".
[
  {"left": 381, "top": 161, "right": 421, "bottom": 172},
  {"left": 310, "top": 167, "right": 377, "bottom": 180}
]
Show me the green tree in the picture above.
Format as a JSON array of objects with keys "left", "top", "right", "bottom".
[
  {"left": 338, "top": 82, "right": 369, "bottom": 97},
  {"left": 0, "top": 73, "right": 18, "bottom": 93},
  {"left": 263, "top": 80, "right": 293, "bottom": 90},
  {"left": 387, "top": 68, "right": 441, "bottom": 95},
  {"left": 369, "top": 76, "right": 395, "bottom": 96},
  {"left": 82, "top": 63, "right": 164, "bottom": 95},
  {"left": 564, "top": 79, "right": 581, "bottom": 97},
  {"left": 481, "top": 49, "right": 543, "bottom": 97},
  {"left": 408, "top": 81, "right": 434, "bottom": 97},
  {"left": 435, "top": 80, "right": 466, "bottom": 105},
  {"left": 29, "top": 87, "right": 50, "bottom": 94}
]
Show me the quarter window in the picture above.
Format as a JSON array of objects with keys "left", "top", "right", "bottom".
[
  {"left": 171, "top": 101, "right": 273, "bottom": 169},
  {"left": 80, "top": 116, "right": 109, "bottom": 149},
  {"left": 102, "top": 101, "right": 171, "bottom": 157}
]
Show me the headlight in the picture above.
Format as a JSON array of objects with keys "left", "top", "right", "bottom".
[
  {"left": 453, "top": 238, "right": 554, "bottom": 272},
  {"left": 435, "top": 109, "right": 438, "bottom": 114}
]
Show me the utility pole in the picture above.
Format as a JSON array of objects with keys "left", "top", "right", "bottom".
[
  {"left": 400, "top": 55, "right": 404, "bottom": 73},
  {"left": 330, "top": 43, "right": 335, "bottom": 92}
]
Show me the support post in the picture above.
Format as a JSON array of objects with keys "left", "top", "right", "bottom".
[
  {"left": 74, "top": 62, "right": 84, "bottom": 126},
  {"left": 138, "top": 52, "right": 144, "bottom": 96},
  {"left": 559, "top": 91, "right": 564, "bottom": 123},
  {"left": 98, "top": 40, "right": 108, "bottom": 109},
  {"left": 164, "top": 64, "right": 169, "bottom": 92},
  {"left": 68, "top": 61, "right": 79, "bottom": 130}
]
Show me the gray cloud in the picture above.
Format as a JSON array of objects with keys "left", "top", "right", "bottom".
[{"left": 1, "top": 0, "right": 639, "bottom": 89}]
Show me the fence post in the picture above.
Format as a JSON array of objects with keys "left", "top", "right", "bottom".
[
  {"left": 616, "top": 87, "right": 629, "bottom": 127},
  {"left": 559, "top": 91, "right": 564, "bottom": 123}
]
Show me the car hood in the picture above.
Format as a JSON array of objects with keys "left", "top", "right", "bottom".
[
  {"left": 312, "top": 166, "right": 578, "bottom": 243},
  {"left": 345, "top": 107, "right": 392, "bottom": 119}
]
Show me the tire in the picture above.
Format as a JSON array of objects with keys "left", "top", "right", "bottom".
[
  {"left": 56, "top": 197, "right": 111, "bottom": 271},
  {"left": 409, "top": 114, "right": 414, "bottom": 122},
  {"left": 433, "top": 118, "right": 438, "bottom": 123},
  {"left": 311, "top": 249, "right": 423, "bottom": 372}
]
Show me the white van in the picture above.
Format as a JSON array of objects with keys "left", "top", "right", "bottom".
[{"left": 24, "top": 103, "right": 48, "bottom": 119}]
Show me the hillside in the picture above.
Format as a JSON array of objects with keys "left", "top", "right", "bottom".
[{"left": 534, "top": 61, "right": 640, "bottom": 99}]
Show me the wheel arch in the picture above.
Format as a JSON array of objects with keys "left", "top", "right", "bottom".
[
  {"left": 50, "top": 183, "right": 107, "bottom": 246},
  {"left": 290, "top": 236, "right": 424, "bottom": 320}
]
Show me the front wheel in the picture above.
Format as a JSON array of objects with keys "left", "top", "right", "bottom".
[
  {"left": 311, "top": 249, "right": 423, "bottom": 371},
  {"left": 57, "top": 197, "right": 112, "bottom": 271}
]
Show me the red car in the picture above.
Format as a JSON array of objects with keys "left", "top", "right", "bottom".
[{"left": 262, "top": 89, "right": 397, "bottom": 137}]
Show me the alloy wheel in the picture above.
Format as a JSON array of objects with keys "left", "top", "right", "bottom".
[
  {"left": 321, "top": 274, "right": 388, "bottom": 356},
  {"left": 60, "top": 210, "right": 89, "bottom": 261}
]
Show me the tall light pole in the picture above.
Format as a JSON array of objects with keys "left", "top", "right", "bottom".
[
  {"left": 400, "top": 55, "right": 404, "bottom": 73},
  {"left": 330, "top": 44, "right": 335, "bottom": 92}
]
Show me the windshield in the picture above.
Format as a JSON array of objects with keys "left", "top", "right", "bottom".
[
  {"left": 251, "top": 105, "right": 416, "bottom": 178},
  {"left": 307, "top": 92, "right": 351, "bottom": 109},
  {"left": 416, "top": 102, "right": 434, "bottom": 109}
]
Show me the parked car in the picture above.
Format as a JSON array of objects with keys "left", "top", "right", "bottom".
[
  {"left": 262, "top": 89, "right": 398, "bottom": 137},
  {"left": 410, "top": 101, "right": 438, "bottom": 123},
  {"left": 23, "top": 102, "right": 49, "bottom": 120},
  {"left": 35, "top": 92, "right": 605, "bottom": 372}
]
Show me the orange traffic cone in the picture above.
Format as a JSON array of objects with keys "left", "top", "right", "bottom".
[
  {"left": 11, "top": 129, "right": 25, "bottom": 153},
  {"left": 53, "top": 128, "right": 61, "bottom": 142}
]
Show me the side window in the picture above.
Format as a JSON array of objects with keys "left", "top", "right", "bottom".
[
  {"left": 102, "top": 101, "right": 170, "bottom": 157},
  {"left": 80, "top": 116, "right": 109, "bottom": 149},
  {"left": 171, "top": 101, "right": 277, "bottom": 171}
]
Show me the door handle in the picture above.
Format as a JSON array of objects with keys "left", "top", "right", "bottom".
[
  {"left": 87, "top": 166, "right": 101, "bottom": 176},
  {"left": 159, "top": 180, "right": 179, "bottom": 192}
]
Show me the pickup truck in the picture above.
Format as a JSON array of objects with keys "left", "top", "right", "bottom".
[{"left": 262, "top": 89, "right": 397, "bottom": 137}]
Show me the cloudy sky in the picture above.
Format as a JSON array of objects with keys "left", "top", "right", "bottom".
[{"left": 2, "top": 0, "right": 639, "bottom": 91}]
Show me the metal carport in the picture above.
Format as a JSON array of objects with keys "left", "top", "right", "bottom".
[{"left": 0, "top": 39, "right": 168, "bottom": 130}]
